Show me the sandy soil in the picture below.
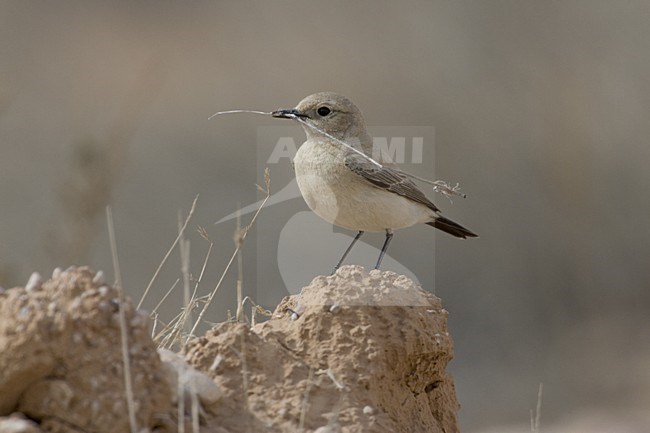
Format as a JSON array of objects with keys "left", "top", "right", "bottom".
[{"left": 0, "top": 265, "right": 459, "bottom": 433}]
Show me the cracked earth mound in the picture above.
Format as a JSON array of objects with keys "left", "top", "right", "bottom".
[{"left": 0, "top": 265, "right": 459, "bottom": 433}]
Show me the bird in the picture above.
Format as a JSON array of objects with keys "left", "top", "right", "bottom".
[{"left": 272, "top": 92, "right": 477, "bottom": 272}]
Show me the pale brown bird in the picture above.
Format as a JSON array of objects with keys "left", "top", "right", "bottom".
[{"left": 273, "top": 92, "right": 477, "bottom": 271}]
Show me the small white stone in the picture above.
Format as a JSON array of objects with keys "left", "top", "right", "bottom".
[
  {"left": 187, "top": 368, "right": 222, "bottom": 405},
  {"left": 329, "top": 304, "right": 340, "bottom": 313},
  {"left": 98, "top": 285, "right": 110, "bottom": 297},
  {"left": 0, "top": 417, "right": 41, "bottom": 433},
  {"left": 210, "top": 354, "right": 224, "bottom": 371},
  {"left": 92, "top": 270, "right": 105, "bottom": 285},
  {"left": 363, "top": 405, "right": 374, "bottom": 415},
  {"left": 52, "top": 267, "right": 62, "bottom": 279},
  {"left": 158, "top": 348, "right": 223, "bottom": 406},
  {"left": 25, "top": 272, "right": 43, "bottom": 292}
]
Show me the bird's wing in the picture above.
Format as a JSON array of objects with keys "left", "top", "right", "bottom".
[{"left": 344, "top": 153, "right": 439, "bottom": 213}]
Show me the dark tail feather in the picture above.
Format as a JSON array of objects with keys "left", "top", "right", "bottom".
[{"left": 427, "top": 216, "right": 478, "bottom": 239}]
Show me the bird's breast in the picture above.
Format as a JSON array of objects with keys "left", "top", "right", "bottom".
[{"left": 292, "top": 140, "right": 432, "bottom": 232}]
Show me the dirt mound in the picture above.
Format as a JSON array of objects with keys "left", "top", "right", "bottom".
[
  {"left": 0, "top": 265, "right": 459, "bottom": 433},
  {"left": 185, "top": 266, "right": 459, "bottom": 433},
  {"left": 0, "top": 266, "right": 172, "bottom": 433}
]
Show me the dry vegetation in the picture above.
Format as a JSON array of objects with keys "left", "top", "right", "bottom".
[{"left": 0, "top": 190, "right": 462, "bottom": 433}]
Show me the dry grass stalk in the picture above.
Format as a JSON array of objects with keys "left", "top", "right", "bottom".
[{"left": 106, "top": 206, "right": 138, "bottom": 433}]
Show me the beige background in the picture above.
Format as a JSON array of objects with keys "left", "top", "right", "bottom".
[{"left": 1, "top": 1, "right": 649, "bottom": 431}]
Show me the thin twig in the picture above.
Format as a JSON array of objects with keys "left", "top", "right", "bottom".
[
  {"left": 211, "top": 108, "right": 467, "bottom": 200},
  {"left": 160, "top": 297, "right": 200, "bottom": 350},
  {"left": 183, "top": 234, "right": 214, "bottom": 345},
  {"left": 531, "top": 383, "right": 543, "bottom": 433},
  {"left": 209, "top": 108, "right": 382, "bottom": 167},
  {"left": 178, "top": 210, "right": 192, "bottom": 332},
  {"left": 239, "top": 332, "right": 250, "bottom": 421},
  {"left": 188, "top": 169, "right": 271, "bottom": 338},
  {"left": 241, "top": 296, "right": 272, "bottom": 328},
  {"left": 106, "top": 207, "right": 138, "bottom": 433},
  {"left": 153, "top": 306, "right": 187, "bottom": 347},
  {"left": 298, "top": 367, "right": 315, "bottom": 433},
  {"left": 208, "top": 109, "right": 271, "bottom": 120},
  {"left": 293, "top": 116, "right": 383, "bottom": 168},
  {"left": 151, "top": 278, "right": 181, "bottom": 317},
  {"left": 162, "top": 232, "right": 215, "bottom": 347},
  {"left": 297, "top": 116, "right": 467, "bottom": 199},
  {"left": 190, "top": 380, "right": 200, "bottom": 433},
  {"left": 138, "top": 195, "right": 198, "bottom": 309},
  {"left": 178, "top": 370, "right": 185, "bottom": 433},
  {"left": 235, "top": 209, "right": 244, "bottom": 323}
]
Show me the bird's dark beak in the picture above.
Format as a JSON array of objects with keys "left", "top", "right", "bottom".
[{"left": 271, "top": 108, "right": 309, "bottom": 119}]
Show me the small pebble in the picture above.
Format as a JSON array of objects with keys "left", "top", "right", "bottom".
[
  {"left": 52, "top": 267, "right": 62, "bottom": 279},
  {"left": 92, "top": 270, "right": 105, "bottom": 285},
  {"left": 363, "top": 405, "right": 374, "bottom": 415},
  {"left": 25, "top": 272, "right": 43, "bottom": 292},
  {"left": 0, "top": 417, "right": 41, "bottom": 433},
  {"left": 210, "top": 354, "right": 224, "bottom": 371}
]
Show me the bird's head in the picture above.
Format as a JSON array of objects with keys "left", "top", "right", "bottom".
[{"left": 272, "top": 92, "right": 369, "bottom": 142}]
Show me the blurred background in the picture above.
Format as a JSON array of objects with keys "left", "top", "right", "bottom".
[{"left": 1, "top": 1, "right": 649, "bottom": 431}]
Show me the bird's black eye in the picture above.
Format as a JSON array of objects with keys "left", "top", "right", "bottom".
[{"left": 317, "top": 106, "right": 331, "bottom": 117}]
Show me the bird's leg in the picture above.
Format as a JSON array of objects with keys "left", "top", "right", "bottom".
[
  {"left": 331, "top": 231, "right": 364, "bottom": 275},
  {"left": 374, "top": 229, "right": 394, "bottom": 270}
]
